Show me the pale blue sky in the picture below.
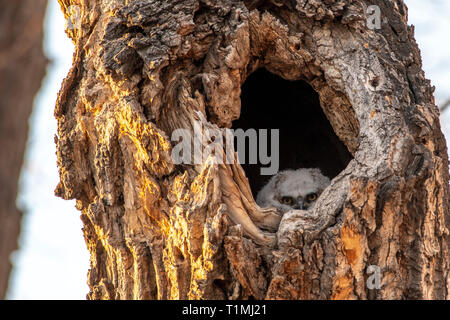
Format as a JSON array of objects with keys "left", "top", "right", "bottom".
[{"left": 5, "top": 0, "right": 450, "bottom": 299}]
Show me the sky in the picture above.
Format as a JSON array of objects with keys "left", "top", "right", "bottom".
[
  {"left": 405, "top": 0, "right": 450, "bottom": 136},
  {"left": 5, "top": 0, "right": 450, "bottom": 299}
]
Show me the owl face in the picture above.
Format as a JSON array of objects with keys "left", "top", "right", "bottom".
[
  {"left": 256, "top": 168, "right": 331, "bottom": 213},
  {"left": 278, "top": 191, "right": 319, "bottom": 211}
]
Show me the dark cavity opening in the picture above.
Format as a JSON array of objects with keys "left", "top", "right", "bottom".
[{"left": 232, "top": 68, "right": 352, "bottom": 197}]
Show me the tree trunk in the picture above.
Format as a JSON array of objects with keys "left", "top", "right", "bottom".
[
  {"left": 0, "top": 0, "right": 47, "bottom": 298},
  {"left": 55, "top": 0, "right": 449, "bottom": 300}
]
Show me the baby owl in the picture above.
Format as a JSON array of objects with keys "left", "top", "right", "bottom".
[{"left": 256, "top": 168, "right": 330, "bottom": 213}]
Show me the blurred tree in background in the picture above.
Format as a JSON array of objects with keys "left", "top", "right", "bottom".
[{"left": 0, "top": 0, "right": 47, "bottom": 298}]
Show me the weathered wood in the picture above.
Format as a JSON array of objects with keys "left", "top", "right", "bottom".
[
  {"left": 56, "top": 0, "right": 449, "bottom": 299},
  {"left": 0, "top": 0, "right": 47, "bottom": 298}
]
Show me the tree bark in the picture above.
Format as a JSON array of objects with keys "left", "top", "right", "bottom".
[
  {"left": 0, "top": 0, "right": 47, "bottom": 298},
  {"left": 56, "top": 0, "right": 449, "bottom": 299}
]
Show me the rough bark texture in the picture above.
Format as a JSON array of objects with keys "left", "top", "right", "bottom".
[
  {"left": 56, "top": 0, "right": 449, "bottom": 299},
  {"left": 0, "top": 0, "right": 47, "bottom": 298}
]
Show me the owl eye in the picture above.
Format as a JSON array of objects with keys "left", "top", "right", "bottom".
[
  {"left": 280, "top": 196, "right": 294, "bottom": 205},
  {"left": 306, "top": 193, "right": 318, "bottom": 202}
]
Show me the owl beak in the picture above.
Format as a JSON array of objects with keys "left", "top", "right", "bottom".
[{"left": 295, "top": 198, "right": 307, "bottom": 210}]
